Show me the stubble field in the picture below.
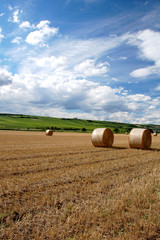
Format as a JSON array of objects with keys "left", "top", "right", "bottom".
[{"left": 0, "top": 131, "right": 160, "bottom": 240}]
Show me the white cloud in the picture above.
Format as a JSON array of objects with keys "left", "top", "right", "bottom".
[
  {"left": 8, "top": 5, "right": 13, "bottom": 11},
  {"left": 8, "top": 9, "right": 20, "bottom": 23},
  {"left": 130, "top": 66, "right": 151, "bottom": 78},
  {"left": 34, "top": 56, "right": 67, "bottom": 69},
  {"left": 0, "top": 68, "right": 13, "bottom": 86},
  {"left": 128, "top": 29, "right": 160, "bottom": 78},
  {"left": 0, "top": 27, "right": 4, "bottom": 42},
  {"left": 108, "top": 112, "right": 133, "bottom": 123},
  {"left": 25, "top": 20, "right": 59, "bottom": 46},
  {"left": 66, "top": 0, "right": 99, "bottom": 4},
  {"left": 2, "top": 66, "right": 128, "bottom": 116},
  {"left": 155, "top": 84, "right": 160, "bottom": 91},
  {"left": 136, "top": 29, "right": 160, "bottom": 64},
  {"left": 0, "top": 13, "right": 5, "bottom": 17},
  {"left": 130, "top": 65, "right": 160, "bottom": 78},
  {"left": 84, "top": 85, "right": 128, "bottom": 112},
  {"left": 47, "top": 35, "right": 127, "bottom": 68},
  {"left": 1, "top": 64, "right": 159, "bottom": 123},
  {"left": 126, "top": 94, "right": 151, "bottom": 102},
  {"left": 111, "top": 77, "right": 119, "bottom": 82},
  {"left": 2, "top": 15, "right": 159, "bottom": 124},
  {"left": 11, "top": 36, "right": 22, "bottom": 45},
  {"left": 74, "top": 59, "right": 109, "bottom": 77},
  {"left": 119, "top": 56, "right": 127, "bottom": 60},
  {"left": 4, "top": 28, "right": 156, "bottom": 123},
  {"left": 133, "top": 105, "right": 160, "bottom": 124},
  {"left": 13, "top": 9, "right": 20, "bottom": 23},
  {"left": 124, "top": 94, "right": 151, "bottom": 113},
  {"left": 19, "top": 21, "right": 34, "bottom": 29},
  {"left": 37, "top": 20, "right": 50, "bottom": 29}
]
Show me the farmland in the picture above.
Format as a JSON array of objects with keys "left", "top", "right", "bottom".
[
  {"left": 0, "top": 131, "right": 160, "bottom": 239},
  {"left": 0, "top": 113, "right": 159, "bottom": 133}
]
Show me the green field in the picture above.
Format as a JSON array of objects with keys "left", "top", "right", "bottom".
[{"left": 0, "top": 113, "right": 159, "bottom": 133}]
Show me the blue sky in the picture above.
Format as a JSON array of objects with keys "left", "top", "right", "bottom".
[{"left": 0, "top": 0, "right": 160, "bottom": 124}]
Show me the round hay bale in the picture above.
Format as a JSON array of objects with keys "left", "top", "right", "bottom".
[
  {"left": 91, "top": 128, "right": 114, "bottom": 147},
  {"left": 153, "top": 132, "right": 157, "bottom": 136},
  {"left": 46, "top": 129, "right": 53, "bottom": 136},
  {"left": 129, "top": 128, "right": 151, "bottom": 149}
]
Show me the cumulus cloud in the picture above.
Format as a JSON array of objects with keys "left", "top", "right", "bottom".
[
  {"left": 74, "top": 59, "right": 109, "bottom": 77},
  {"left": 34, "top": 56, "right": 67, "bottom": 69},
  {"left": 3, "top": 28, "right": 156, "bottom": 123},
  {"left": 130, "top": 65, "right": 160, "bottom": 78},
  {"left": 108, "top": 112, "right": 133, "bottom": 123},
  {"left": 36, "top": 20, "right": 50, "bottom": 29},
  {"left": 11, "top": 68, "right": 128, "bottom": 115},
  {"left": 1, "top": 11, "right": 159, "bottom": 124},
  {"left": 19, "top": 21, "right": 34, "bottom": 29},
  {"left": 128, "top": 29, "right": 160, "bottom": 78},
  {"left": 1, "top": 65, "right": 159, "bottom": 123},
  {"left": 8, "top": 9, "right": 20, "bottom": 23},
  {"left": 84, "top": 85, "right": 128, "bottom": 112},
  {"left": 122, "top": 93, "right": 154, "bottom": 118},
  {"left": 25, "top": 20, "right": 59, "bottom": 46},
  {"left": 13, "top": 9, "right": 20, "bottom": 23},
  {"left": 126, "top": 94, "right": 151, "bottom": 102},
  {"left": 0, "top": 68, "right": 13, "bottom": 86}
]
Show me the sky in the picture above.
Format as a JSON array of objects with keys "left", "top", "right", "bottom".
[{"left": 0, "top": 0, "right": 160, "bottom": 124}]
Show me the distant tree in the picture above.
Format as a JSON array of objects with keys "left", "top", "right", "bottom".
[
  {"left": 126, "top": 127, "right": 132, "bottom": 133},
  {"left": 54, "top": 127, "right": 61, "bottom": 130},
  {"left": 82, "top": 127, "right": 86, "bottom": 132},
  {"left": 148, "top": 128, "right": 153, "bottom": 133},
  {"left": 114, "top": 128, "right": 119, "bottom": 133}
]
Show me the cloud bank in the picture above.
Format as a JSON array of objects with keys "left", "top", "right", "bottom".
[{"left": 0, "top": 4, "right": 160, "bottom": 124}]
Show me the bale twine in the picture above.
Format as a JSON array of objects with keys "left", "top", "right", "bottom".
[
  {"left": 129, "top": 128, "right": 152, "bottom": 149},
  {"left": 46, "top": 129, "right": 53, "bottom": 136},
  {"left": 91, "top": 128, "right": 114, "bottom": 147}
]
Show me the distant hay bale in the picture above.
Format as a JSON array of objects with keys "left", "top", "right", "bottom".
[
  {"left": 46, "top": 129, "right": 53, "bottom": 136},
  {"left": 129, "top": 128, "right": 152, "bottom": 149},
  {"left": 91, "top": 128, "right": 114, "bottom": 147},
  {"left": 126, "top": 132, "right": 128, "bottom": 135},
  {"left": 153, "top": 132, "right": 157, "bottom": 136}
]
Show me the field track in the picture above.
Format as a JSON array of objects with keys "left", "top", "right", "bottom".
[{"left": 0, "top": 131, "right": 160, "bottom": 240}]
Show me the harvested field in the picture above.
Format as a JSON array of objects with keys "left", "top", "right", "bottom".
[{"left": 0, "top": 131, "right": 160, "bottom": 240}]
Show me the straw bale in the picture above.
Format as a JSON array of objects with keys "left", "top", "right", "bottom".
[
  {"left": 153, "top": 132, "right": 157, "bottom": 136},
  {"left": 46, "top": 129, "right": 53, "bottom": 136},
  {"left": 129, "top": 128, "right": 151, "bottom": 149},
  {"left": 91, "top": 128, "right": 114, "bottom": 147}
]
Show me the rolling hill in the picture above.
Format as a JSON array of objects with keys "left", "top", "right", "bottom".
[{"left": 0, "top": 113, "right": 159, "bottom": 133}]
